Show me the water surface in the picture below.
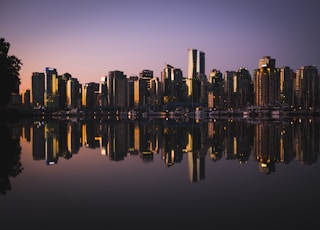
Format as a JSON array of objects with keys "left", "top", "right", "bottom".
[{"left": 1, "top": 117, "right": 319, "bottom": 229}]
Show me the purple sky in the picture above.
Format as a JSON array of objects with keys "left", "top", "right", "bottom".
[{"left": 1, "top": 0, "right": 319, "bottom": 92}]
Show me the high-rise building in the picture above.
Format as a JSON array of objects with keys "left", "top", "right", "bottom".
[
  {"left": 31, "top": 72, "right": 45, "bottom": 108},
  {"left": 295, "top": 65, "right": 319, "bottom": 109},
  {"left": 254, "top": 56, "right": 280, "bottom": 106},
  {"left": 161, "top": 64, "right": 185, "bottom": 103},
  {"left": 139, "top": 69, "right": 153, "bottom": 91},
  {"left": 223, "top": 70, "right": 237, "bottom": 109},
  {"left": 127, "top": 76, "right": 138, "bottom": 109},
  {"left": 82, "top": 82, "right": 99, "bottom": 108},
  {"left": 97, "top": 77, "right": 108, "bottom": 107},
  {"left": 66, "top": 77, "right": 81, "bottom": 109},
  {"left": 279, "top": 66, "right": 295, "bottom": 106},
  {"left": 188, "top": 49, "right": 205, "bottom": 79},
  {"left": 45, "top": 67, "right": 58, "bottom": 96},
  {"left": 45, "top": 67, "right": 59, "bottom": 110},
  {"left": 23, "top": 89, "right": 31, "bottom": 106},
  {"left": 187, "top": 49, "right": 206, "bottom": 106},
  {"left": 57, "top": 73, "right": 71, "bottom": 110},
  {"left": 223, "top": 69, "right": 254, "bottom": 109},
  {"left": 236, "top": 68, "right": 254, "bottom": 108},
  {"left": 150, "top": 77, "right": 162, "bottom": 111},
  {"left": 139, "top": 69, "right": 153, "bottom": 109},
  {"left": 208, "top": 69, "right": 223, "bottom": 108},
  {"left": 107, "top": 70, "right": 127, "bottom": 108}
]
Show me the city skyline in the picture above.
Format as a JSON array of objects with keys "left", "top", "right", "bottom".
[{"left": 1, "top": 0, "right": 319, "bottom": 92}]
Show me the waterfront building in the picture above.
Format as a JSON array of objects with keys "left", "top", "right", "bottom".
[
  {"left": 149, "top": 77, "right": 162, "bottom": 111},
  {"left": 208, "top": 69, "right": 223, "bottom": 109},
  {"left": 31, "top": 72, "right": 45, "bottom": 108},
  {"left": 279, "top": 66, "right": 295, "bottom": 106},
  {"left": 57, "top": 73, "right": 71, "bottom": 110},
  {"left": 23, "top": 89, "right": 31, "bottom": 106},
  {"left": 82, "top": 82, "right": 99, "bottom": 109},
  {"left": 139, "top": 69, "right": 154, "bottom": 110},
  {"left": 127, "top": 76, "right": 138, "bottom": 109},
  {"left": 161, "top": 64, "right": 185, "bottom": 104},
  {"left": 97, "top": 77, "right": 108, "bottom": 108},
  {"left": 223, "top": 70, "right": 238, "bottom": 109},
  {"left": 139, "top": 69, "right": 153, "bottom": 92},
  {"left": 45, "top": 67, "right": 59, "bottom": 111},
  {"left": 66, "top": 77, "right": 81, "bottom": 109},
  {"left": 236, "top": 68, "right": 254, "bottom": 108},
  {"left": 294, "top": 65, "right": 319, "bottom": 110},
  {"left": 106, "top": 70, "right": 127, "bottom": 109},
  {"left": 187, "top": 48, "right": 206, "bottom": 107},
  {"left": 254, "top": 56, "right": 280, "bottom": 107}
]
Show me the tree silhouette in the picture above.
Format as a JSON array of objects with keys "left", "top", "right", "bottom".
[
  {"left": 0, "top": 124, "right": 23, "bottom": 195},
  {"left": 0, "top": 37, "right": 22, "bottom": 107}
]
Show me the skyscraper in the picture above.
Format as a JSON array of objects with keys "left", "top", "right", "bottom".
[
  {"left": 45, "top": 67, "right": 58, "bottom": 96},
  {"left": 188, "top": 49, "right": 205, "bottom": 79},
  {"left": 208, "top": 69, "right": 223, "bottom": 108},
  {"left": 279, "top": 66, "right": 294, "bottom": 106},
  {"left": 187, "top": 49, "right": 206, "bottom": 106},
  {"left": 161, "top": 64, "right": 184, "bottom": 103},
  {"left": 107, "top": 70, "right": 127, "bottom": 108},
  {"left": 45, "top": 67, "right": 59, "bottom": 110},
  {"left": 254, "top": 56, "right": 280, "bottom": 106},
  {"left": 295, "top": 65, "right": 319, "bottom": 109},
  {"left": 66, "top": 77, "right": 81, "bottom": 109},
  {"left": 139, "top": 69, "right": 153, "bottom": 91},
  {"left": 139, "top": 69, "right": 153, "bottom": 109},
  {"left": 31, "top": 72, "right": 45, "bottom": 108}
]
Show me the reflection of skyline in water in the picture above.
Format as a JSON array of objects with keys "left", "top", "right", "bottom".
[{"left": 14, "top": 118, "right": 320, "bottom": 181}]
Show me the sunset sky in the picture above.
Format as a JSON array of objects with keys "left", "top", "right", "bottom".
[{"left": 1, "top": 0, "right": 319, "bottom": 93}]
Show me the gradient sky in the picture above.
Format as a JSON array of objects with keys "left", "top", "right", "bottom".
[{"left": 1, "top": 0, "right": 319, "bottom": 92}]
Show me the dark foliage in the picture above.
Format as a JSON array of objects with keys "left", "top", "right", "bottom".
[
  {"left": 0, "top": 37, "right": 22, "bottom": 107},
  {"left": 0, "top": 124, "right": 23, "bottom": 195}
]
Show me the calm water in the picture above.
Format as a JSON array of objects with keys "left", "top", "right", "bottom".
[{"left": 1, "top": 117, "right": 320, "bottom": 229}]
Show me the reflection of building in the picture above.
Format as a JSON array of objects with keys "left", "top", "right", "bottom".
[
  {"left": 207, "top": 121, "right": 223, "bottom": 161},
  {"left": 293, "top": 119, "right": 319, "bottom": 164},
  {"left": 127, "top": 122, "right": 139, "bottom": 156},
  {"left": 223, "top": 120, "right": 238, "bottom": 160},
  {"left": 186, "top": 125, "right": 206, "bottom": 182},
  {"left": 253, "top": 123, "right": 280, "bottom": 174},
  {"left": 106, "top": 122, "right": 128, "bottom": 161},
  {"left": 32, "top": 121, "right": 45, "bottom": 160},
  {"left": 188, "top": 151, "right": 205, "bottom": 183},
  {"left": 45, "top": 121, "right": 59, "bottom": 165},
  {"left": 67, "top": 122, "right": 81, "bottom": 156},
  {"left": 138, "top": 122, "right": 154, "bottom": 162},
  {"left": 25, "top": 118, "right": 320, "bottom": 176},
  {"left": 162, "top": 125, "right": 186, "bottom": 167}
]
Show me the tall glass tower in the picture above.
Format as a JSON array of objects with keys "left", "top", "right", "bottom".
[{"left": 187, "top": 49, "right": 205, "bottom": 105}]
